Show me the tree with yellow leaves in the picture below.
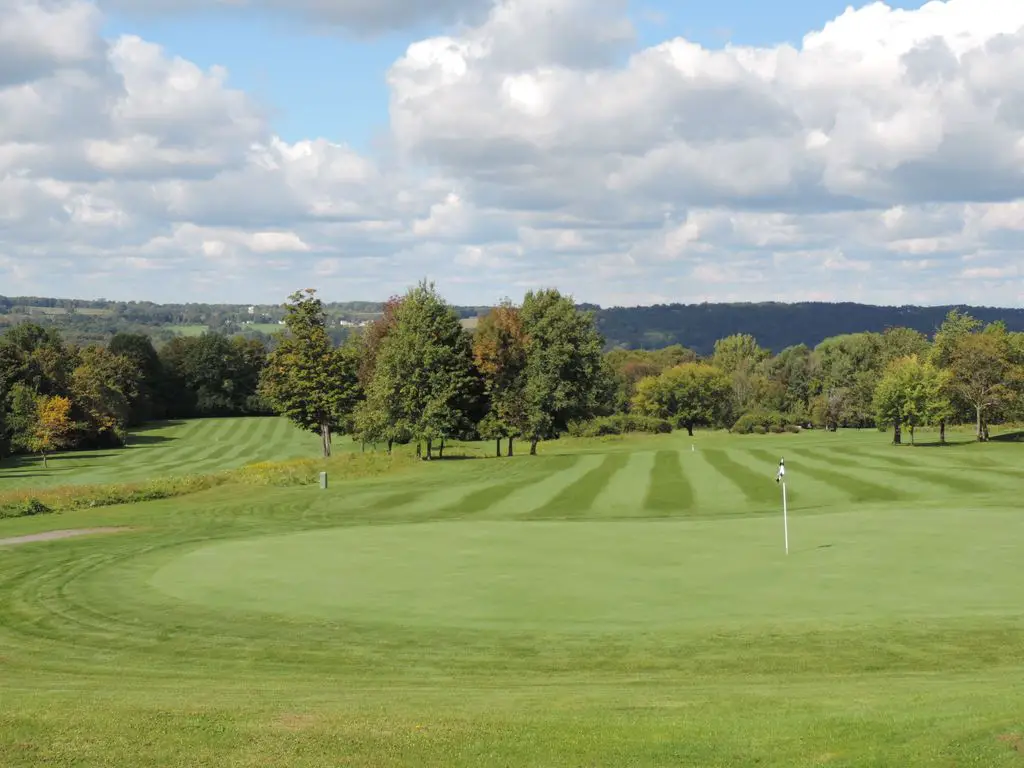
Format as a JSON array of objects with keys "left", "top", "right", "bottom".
[{"left": 30, "top": 394, "right": 75, "bottom": 468}]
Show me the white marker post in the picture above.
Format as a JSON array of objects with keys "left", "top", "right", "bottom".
[{"left": 776, "top": 458, "right": 788, "bottom": 555}]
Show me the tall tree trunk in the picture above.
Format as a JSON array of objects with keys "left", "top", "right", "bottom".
[
  {"left": 909, "top": 424, "right": 915, "bottom": 445},
  {"left": 496, "top": 438, "right": 502, "bottom": 457},
  {"left": 530, "top": 438, "right": 538, "bottom": 455},
  {"left": 893, "top": 421, "right": 901, "bottom": 445},
  {"left": 425, "top": 438, "right": 433, "bottom": 460},
  {"left": 40, "top": 451, "right": 47, "bottom": 468},
  {"left": 387, "top": 438, "right": 393, "bottom": 455},
  {"left": 508, "top": 437, "right": 514, "bottom": 456},
  {"left": 438, "top": 438, "right": 445, "bottom": 459},
  {"left": 686, "top": 422, "right": 694, "bottom": 437},
  {"left": 939, "top": 420, "right": 946, "bottom": 444},
  {"left": 976, "top": 406, "right": 984, "bottom": 441},
  {"left": 416, "top": 442, "right": 421, "bottom": 458},
  {"left": 320, "top": 423, "right": 331, "bottom": 457}
]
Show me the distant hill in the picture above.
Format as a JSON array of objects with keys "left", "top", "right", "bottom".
[
  {"left": 592, "top": 302, "right": 1024, "bottom": 355},
  {"left": 2, "top": 295, "right": 1023, "bottom": 355}
]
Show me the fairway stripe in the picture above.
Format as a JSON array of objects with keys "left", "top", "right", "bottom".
[
  {"left": 484, "top": 454, "right": 603, "bottom": 519},
  {"left": 594, "top": 451, "right": 656, "bottom": 517},
  {"left": 643, "top": 450, "right": 693, "bottom": 515},
  {"left": 745, "top": 447, "right": 906, "bottom": 502},
  {"left": 530, "top": 452, "right": 630, "bottom": 519},
  {"left": 702, "top": 448, "right": 788, "bottom": 510},
  {"left": 785, "top": 447, "right": 990, "bottom": 494}
]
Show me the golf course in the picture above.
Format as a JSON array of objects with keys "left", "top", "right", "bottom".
[{"left": 1, "top": 417, "right": 1023, "bottom": 766}]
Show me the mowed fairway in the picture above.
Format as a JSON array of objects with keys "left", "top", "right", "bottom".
[
  {"left": 0, "top": 417, "right": 324, "bottom": 487},
  {"left": 2, "top": 427, "right": 1024, "bottom": 766}
]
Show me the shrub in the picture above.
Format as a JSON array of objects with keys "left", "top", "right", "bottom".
[
  {"left": 732, "top": 409, "right": 803, "bottom": 435},
  {"left": 0, "top": 497, "right": 52, "bottom": 519},
  {"left": 567, "top": 414, "right": 672, "bottom": 437}
]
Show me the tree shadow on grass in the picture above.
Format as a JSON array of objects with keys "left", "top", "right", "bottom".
[{"left": 990, "top": 431, "right": 1024, "bottom": 443}]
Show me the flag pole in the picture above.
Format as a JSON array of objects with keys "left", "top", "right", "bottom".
[{"left": 782, "top": 480, "right": 789, "bottom": 555}]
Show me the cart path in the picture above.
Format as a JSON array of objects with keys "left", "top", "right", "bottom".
[{"left": 0, "top": 527, "right": 131, "bottom": 547}]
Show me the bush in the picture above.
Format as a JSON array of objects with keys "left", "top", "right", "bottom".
[
  {"left": 0, "top": 497, "right": 52, "bottom": 519},
  {"left": 732, "top": 409, "right": 803, "bottom": 435},
  {"left": 567, "top": 414, "right": 672, "bottom": 438}
]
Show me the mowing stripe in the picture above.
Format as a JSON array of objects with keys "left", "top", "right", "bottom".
[
  {"left": 484, "top": 454, "right": 603, "bottom": 519},
  {"left": 702, "top": 448, "right": 789, "bottom": 509},
  {"left": 643, "top": 450, "right": 693, "bottom": 515},
  {"left": 593, "top": 451, "right": 657, "bottom": 517},
  {"left": 745, "top": 447, "right": 905, "bottom": 502},
  {"left": 530, "top": 452, "right": 630, "bottom": 519},
  {"left": 785, "top": 446, "right": 991, "bottom": 494}
]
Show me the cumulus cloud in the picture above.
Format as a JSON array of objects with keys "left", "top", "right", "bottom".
[
  {"left": 99, "top": 0, "right": 494, "bottom": 33},
  {"left": 2, "top": 0, "right": 1024, "bottom": 308}
]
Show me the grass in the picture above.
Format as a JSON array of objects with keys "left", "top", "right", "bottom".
[
  {"left": 0, "top": 417, "right": 332, "bottom": 488},
  {"left": 1, "top": 424, "right": 1023, "bottom": 765}
]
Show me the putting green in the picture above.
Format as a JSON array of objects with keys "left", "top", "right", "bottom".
[{"left": 149, "top": 511, "right": 1024, "bottom": 633}]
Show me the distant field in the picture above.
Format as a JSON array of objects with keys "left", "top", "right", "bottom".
[
  {"left": 0, "top": 417, "right": 329, "bottom": 488},
  {"left": 2, "top": 427, "right": 1023, "bottom": 765},
  {"left": 168, "top": 324, "right": 209, "bottom": 336},
  {"left": 246, "top": 322, "right": 283, "bottom": 334}
]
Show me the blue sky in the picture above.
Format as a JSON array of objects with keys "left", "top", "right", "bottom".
[{"left": 2, "top": 0, "right": 1022, "bottom": 307}]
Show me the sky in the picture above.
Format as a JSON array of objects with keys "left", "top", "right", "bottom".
[{"left": 2, "top": 0, "right": 1023, "bottom": 308}]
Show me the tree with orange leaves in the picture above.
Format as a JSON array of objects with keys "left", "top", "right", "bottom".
[{"left": 473, "top": 300, "right": 528, "bottom": 457}]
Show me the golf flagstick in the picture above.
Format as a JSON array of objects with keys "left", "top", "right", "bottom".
[
  {"left": 776, "top": 458, "right": 788, "bottom": 555},
  {"left": 782, "top": 479, "right": 789, "bottom": 555}
]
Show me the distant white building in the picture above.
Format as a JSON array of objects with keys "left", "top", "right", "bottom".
[{"left": 248, "top": 306, "right": 255, "bottom": 315}]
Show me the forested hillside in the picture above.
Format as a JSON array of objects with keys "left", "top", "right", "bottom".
[
  {"left": 592, "top": 302, "right": 1024, "bottom": 354},
  {"left": 3, "top": 295, "right": 1023, "bottom": 354}
]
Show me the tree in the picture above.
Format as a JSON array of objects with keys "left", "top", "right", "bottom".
[
  {"left": 361, "top": 281, "right": 479, "bottom": 459},
  {"left": 947, "top": 331, "right": 1012, "bottom": 441},
  {"left": 30, "top": 394, "right": 74, "bottom": 467},
  {"left": 632, "top": 363, "right": 733, "bottom": 435},
  {"left": 520, "top": 289, "right": 607, "bottom": 454},
  {"left": 108, "top": 332, "right": 165, "bottom": 422},
  {"left": 604, "top": 345, "right": 698, "bottom": 412},
  {"left": 259, "top": 289, "right": 361, "bottom": 457},
  {"left": 473, "top": 301, "right": 528, "bottom": 456},
  {"left": 70, "top": 345, "right": 141, "bottom": 446}
]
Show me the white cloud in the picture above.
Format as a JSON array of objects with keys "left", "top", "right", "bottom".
[
  {"left": 2, "top": 0, "right": 1024, "bottom": 308},
  {"left": 98, "top": 0, "right": 494, "bottom": 33}
]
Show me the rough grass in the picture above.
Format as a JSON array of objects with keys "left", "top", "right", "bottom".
[{"left": 1, "top": 426, "right": 1023, "bottom": 765}]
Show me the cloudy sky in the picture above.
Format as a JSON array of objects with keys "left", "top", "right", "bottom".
[{"left": 2, "top": 0, "right": 1023, "bottom": 308}]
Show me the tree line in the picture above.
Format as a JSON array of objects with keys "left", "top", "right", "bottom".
[
  {"left": 7, "top": 293, "right": 1024, "bottom": 357},
  {"left": 2, "top": 283, "right": 1022, "bottom": 465},
  {"left": 0, "top": 325, "right": 270, "bottom": 462}
]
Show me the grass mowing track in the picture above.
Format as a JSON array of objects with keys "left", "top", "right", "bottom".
[{"left": 1, "top": 421, "right": 1023, "bottom": 766}]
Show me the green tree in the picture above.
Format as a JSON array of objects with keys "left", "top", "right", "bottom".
[
  {"left": 70, "top": 345, "right": 141, "bottom": 446},
  {"left": 108, "top": 332, "right": 165, "bottom": 422},
  {"left": 259, "top": 289, "right": 362, "bottom": 457},
  {"left": 604, "top": 344, "right": 697, "bottom": 412},
  {"left": 361, "top": 281, "right": 478, "bottom": 460},
  {"left": 948, "top": 330, "right": 1012, "bottom": 441},
  {"left": 520, "top": 289, "right": 607, "bottom": 454},
  {"left": 632, "top": 362, "right": 733, "bottom": 435},
  {"left": 473, "top": 300, "right": 528, "bottom": 457}
]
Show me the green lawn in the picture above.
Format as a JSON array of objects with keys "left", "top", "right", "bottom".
[
  {"left": 1, "top": 426, "right": 1023, "bottom": 766},
  {"left": 0, "top": 417, "right": 327, "bottom": 487}
]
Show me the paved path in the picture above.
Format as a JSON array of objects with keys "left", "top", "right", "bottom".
[{"left": 0, "top": 527, "right": 130, "bottom": 547}]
